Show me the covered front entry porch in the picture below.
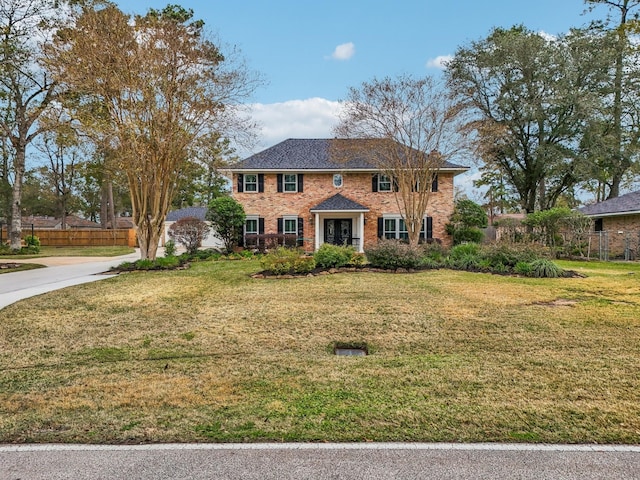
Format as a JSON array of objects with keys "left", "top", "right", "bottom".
[{"left": 309, "top": 194, "right": 369, "bottom": 253}]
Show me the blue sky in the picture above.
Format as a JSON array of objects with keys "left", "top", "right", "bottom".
[{"left": 114, "top": 0, "right": 605, "bottom": 195}]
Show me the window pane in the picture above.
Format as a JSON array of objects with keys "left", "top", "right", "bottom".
[
  {"left": 379, "top": 175, "right": 392, "bottom": 192},
  {"left": 244, "top": 174, "right": 257, "bottom": 192},
  {"left": 384, "top": 219, "right": 396, "bottom": 233},
  {"left": 245, "top": 219, "right": 258, "bottom": 234},
  {"left": 284, "top": 218, "right": 297, "bottom": 234},
  {"left": 284, "top": 174, "right": 297, "bottom": 192}
]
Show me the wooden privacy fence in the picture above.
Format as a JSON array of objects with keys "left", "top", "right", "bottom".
[{"left": 1, "top": 228, "right": 137, "bottom": 247}]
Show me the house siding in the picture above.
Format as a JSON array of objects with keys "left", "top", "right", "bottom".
[{"left": 233, "top": 171, "right": 455, "bottom": 251}]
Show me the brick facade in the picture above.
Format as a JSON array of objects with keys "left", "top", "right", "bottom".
[
  {"left": 599, "top": 215, "right": 640, "bottom": 258},
  {"left": 233, "top": 171, "right": 456, "bottom": 251}
]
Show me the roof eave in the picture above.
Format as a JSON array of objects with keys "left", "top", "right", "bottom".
[{"left": 583, "top": 210, "right": 640, "bottom": 218}]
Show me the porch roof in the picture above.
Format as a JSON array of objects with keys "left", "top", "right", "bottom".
[{"left": 310, "top": 193, "right": 369, "bottom": 212}]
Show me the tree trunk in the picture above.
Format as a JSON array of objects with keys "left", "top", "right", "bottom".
[
  {"left": 107, "top": 180, "right": 115, "bottom": 229},
  {"left": 135, "top": 218, "right": 162, "bottom": 260},
  {"left": 9, "top": 148, "right": 25, "bottom": 250}
]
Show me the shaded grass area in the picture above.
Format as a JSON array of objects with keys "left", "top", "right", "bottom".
[
  {"left": 1, "top": 246, "right": 135, "bottom": 259},
  {"left": 0, "top": 259, "right": 639, "bottom": 444}
]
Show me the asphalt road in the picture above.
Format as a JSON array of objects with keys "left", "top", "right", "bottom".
[
  {"left": 1, "top": 443, "right": 639, "bottom": 480},
  {"left": 0, "top": 252, "right": 138, "bottom": 310}
]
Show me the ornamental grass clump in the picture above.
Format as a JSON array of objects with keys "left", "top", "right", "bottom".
[{"left": 530, "top": 258, "right": 564, "bottom": 278}]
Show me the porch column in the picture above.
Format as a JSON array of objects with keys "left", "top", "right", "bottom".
[
  {"left": 358, "top": 212, "right": 365, "bottom": 253},
  {"left": 314, "top": 213, "right": 320, "bottom": 251}
]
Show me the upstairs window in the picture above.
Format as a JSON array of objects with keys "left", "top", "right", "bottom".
[
  {"left": 244, "top": 174, "right": 258, "bottom": 192},
  {"left": 237, "top": 174, "right": 264, "bottom": 193},
  {"left": 373, "top": 173, "right": 394, "bottom": 192},
  {"left": 277, "top": 173, "right": 304, "bottom": 193},
  {"left": 378, "top": 174, "right": 392, "bottom": 192},
  {"left": 284, "top": 174, "right": 297, "bottom": 192}
]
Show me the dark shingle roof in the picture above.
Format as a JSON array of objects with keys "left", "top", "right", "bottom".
[
  {"left": 166, "top": 206, "right": 208, "bottom": 222},
  {"left": 310, "top": 193, "right": 369, "bottom": 212},
  {"left": 231, "top": 138, "right": 468, "bottom": 172},
  {"left": 579, "top": 190, "right": 640, "bottom": 217}
]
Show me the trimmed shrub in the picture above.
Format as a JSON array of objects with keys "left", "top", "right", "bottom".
[
  {"left": 530, "top": 259, "right": 563, "bottom": 278},
  {"left": 261, "top": 247, "right": 312, "bottom": 275},
  {"left": 365, "top": 239, "right": 422, "bottom": 270},
  {"left": 314, "top": 243, "right": 355, "bottom": 269},
  {"left": 168, "top": 216, "right": 210, "bottom": 255},
  {"left": 292, "top": 255, "right": 316, "bottom": 274}
]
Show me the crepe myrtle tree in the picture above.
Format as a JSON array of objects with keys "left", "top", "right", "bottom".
[
  {"left": 333, "top": 74, "right": 467, "bottom": 247},
  {"left": 46, "top": 4, "right": 259, "bottom": 259},
  {"left": 206, "top": 196, "right": 245, "bottom": 254}
]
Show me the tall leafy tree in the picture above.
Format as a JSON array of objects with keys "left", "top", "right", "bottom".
[
  {"left": 47, "top": 4, "right": 258, "bottom": 259},
  {"left": 447, "top": 26, "right": 611, "bottom": 213},
  {"left": 334, "top": 75, "right": 466, "bottom": 246},
  {"left": 0, "top": 0, "right": 72, "bottom": 249},
  {"left": 584, "top": 0, "right": 640, "bottom": 198}
]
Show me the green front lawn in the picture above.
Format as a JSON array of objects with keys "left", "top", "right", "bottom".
[
  {"left": 0, "top": 258, "right": 639, "bottom": 444},
  {"left": 0, "top": 246, "right": 135, "bottom": 259}
]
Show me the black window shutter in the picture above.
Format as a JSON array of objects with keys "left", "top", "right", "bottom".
[
  {"left": 277, "top": 217, "right": 283, "bottom": 234},
  {"left": 297, "top": 217, "right": 304, "bottom": 237},
  {"left": 426, "top": 216, "right": 433, "bottom": 239},
  {"left": 377, "top": 217, "right": 383, "bottom": 238},
  {"left": 297, "top": 174, "right": 304, "bottom": 193},
  {"left": 277, "top": 174, "right": 283, "bottom": 192},
  {"left": 393, "top": 177, "right": 399, "bottom": 192},
  {"left": 431, "top": 174, "right": 438, "bottom": 192},
  {"left": 258, "top": 218, "right": 265, "bottom": 234},
  {"left": 372, "top": 174, "right": 378, "bottom": 192},
  {"left": 237, "top": 174, "right": 244, "bottom": 193},
  {"left": 258, "top": 174, "right": 265, "bottom": 193}
]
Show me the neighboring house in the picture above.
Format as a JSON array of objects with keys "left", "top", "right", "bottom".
[
  {"left": 228, "top": 138, "right": 469, "bottom": 252},
  {"left": 579, "top": 189, "right": 640, "bottom": 258},
  {"left": 165, "top": 206, "right": 224, "bottom": 249}
]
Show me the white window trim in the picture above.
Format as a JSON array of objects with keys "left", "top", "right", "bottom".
[
  {"left": 333, "top": 174, "right": 343, "bottom": 188},
  {"left": 245, "top": 215, "right": 259, "bottom": 235},
  {"left": 283, "top": 174, "right": 298, "bottom": 192},
  {"left": 378, "top": 174, "right": 392, "bottom": 192},
  {"left": 383, "top": 215, "right": 427, "bottom": 240},
  {"left": 283, "top": 215, "right": 298, "bottom": 235},
  {"left": 244, "top": 174, "right": 258, "bottom": 193}
]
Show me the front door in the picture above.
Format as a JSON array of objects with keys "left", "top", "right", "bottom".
[{"left": 324, "top": 219, "right": 353, "bottom": 246}]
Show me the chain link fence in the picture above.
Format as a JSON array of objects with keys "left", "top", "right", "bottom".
[{"left": 484, "top": 223, "right": 640, "bottom": 261}]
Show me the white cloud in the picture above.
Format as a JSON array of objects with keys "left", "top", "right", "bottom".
[
  {"left": 426, "top": 55, "right": 453, "bottom": 70},
  {"left": 330, "top": 42, "right": 355, "bottom": 61},
  {"left": 242, "top": 98, "right": 344, "bottom": 156}
]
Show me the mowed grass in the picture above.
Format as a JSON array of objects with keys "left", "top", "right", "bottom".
[
  {"left": 1, "top": 245, "right": 135, "bottom": 259},
  {"left": 0, "top": 258, "right": 639, "bottom": 444}
]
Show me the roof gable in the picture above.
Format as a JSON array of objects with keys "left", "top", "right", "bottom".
[
  {"left": 231, "top": 138, "right": 468, "bottom": 172},
  {"left": 310, "top": 193, "right": 369, "bottom": 212},
  {"left": 579, "top": 190, "right": 640, "bottom": 217}
]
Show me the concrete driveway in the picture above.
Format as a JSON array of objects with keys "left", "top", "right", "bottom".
[{"left": 0, "top": 251, "right": 139, "bottom": 310}]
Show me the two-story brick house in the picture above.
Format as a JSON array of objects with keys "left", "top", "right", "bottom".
[{"left": 229, "top": 138, "right": 468, "bottom": 252}]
